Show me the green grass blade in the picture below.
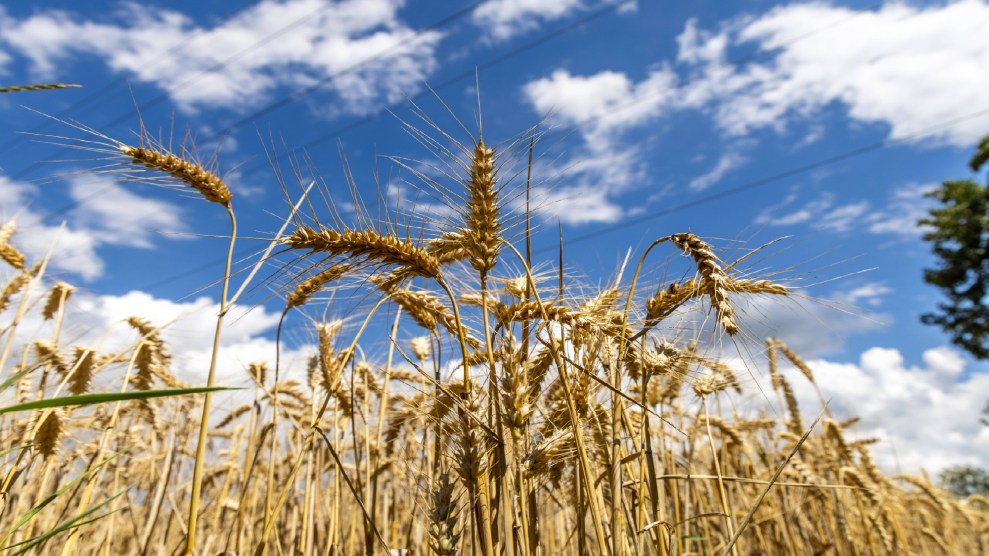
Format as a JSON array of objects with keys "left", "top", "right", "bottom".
[
  {"left": 6, "top": 488, "right": 127, "bottom": 554},
  {"left": 0, "top": 445, "right": 31, "bottom": 459},
  {"left": 0, "top": 387, "right": 236, "bottom": 415},
  {"left": 0, "top": 454, "right": 120, "bottom": 545},
  {"left": 0, "top": 367, "right": 35, "bottom": 395}
]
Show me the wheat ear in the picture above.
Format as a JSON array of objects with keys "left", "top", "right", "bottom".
[
  {"left": 0, "top": 83, "right": 80, "bottom": 93},
  {"left": 33, "top": 409, "right": 65, "bottom": 458},
  {"left": 120, "top": 145, "right": 233, "bottom": 206},
  {"left": 428, "top": 472, "right": 462, "bottom": 556},
  {"left": 283, "top": 226, "right": 440, "bottom": 279},
  {"left": 464, "top": 140, "right": 501, "bottom": 273},
  {"left": 41, "top": 281, "right": 76, "bottom": 320},
  {"left": 669, "top": 233, "right": 738, "bottom": 335},
  {"left": 0, "top": 221, "right": 26, "bottom": 270},
  {"left": 286, "top": 263, "right": 352, "bottom": 309}
]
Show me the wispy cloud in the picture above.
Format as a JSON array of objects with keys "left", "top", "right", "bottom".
[
  {"left": 471, "top": 0, "right": 639, "bottom": 43},
  {"left": 757, "top": 184, "right": 936, "bottom": 238},
  {"left": 0, "top": 174, "right": 186, "bottom": 280},
  {"left": 689, "top": 152, "right": 746, "bottom": 191},
  {"left": 0, "top": 0, "right": 441, "bottom": 114},
  {"left": 68, "top": 175, "right": 187, "bottom": 249},
  {"left": 866, "top": 183, "right": 936, "bottom": 237}
]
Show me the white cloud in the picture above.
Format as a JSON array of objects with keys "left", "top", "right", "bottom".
[
  {"left": 524, "top": 1, "right": 989, "bottom": 147},
  {"left": 522, "top": 0, "right": 989, "bottom": 224},
  {"left": 0, "top": 0, "right": 441, "bottom": 114},
  {"left": 0, "top": 282, "right": 321, "bottom": 418},
  {"left": 523, "top": 68, "right": 678, "bottom": 223},
  {"left": 0, "top": 174, "right": 186, "bottom": 280},
  {"left": 68, "top": 175, "right": 186, "bottom": 249},
  {"left": 866, "top": 183, "right": 936, "bottom": 237},
  {"left": 679, "top": 1, "right": 989, "bottom": 146},
  {"left": 817, "top": 201, "right": 869, "bottom": 233},
  {"left": 72, "top": 290, "right": 297, "bottom": 388},
  {"left": 470, "top": 0, "right": 640, "bottom": 42},
  {"left": 652, "top": 270, "right": 890, "bottom": 358},
  {"left": 755, "top": 192, "right": 823, "bottom": 227},
  {"left": 532, "top": 183, "right": 624, "bottom": 225},
  {"left": 689, "top": 152, "right": 746, "bottom": 191},
  {"left": 838, "top": 282, "right": 892, "bottom": 308},
  {"left": 733, "top": 288, "right": 890, "bottom": 357},
  {"left": 472, "top": 0, "right": 583, "bottom": 42},
  {"left": 757, "top": 184, "right": 937, "bottom": 238},
  {"left": 525, "top": 68, "right": 678, "bottom": 142},
  {"left": 773, "top": 346, "right": 989, "bottom": 473}
]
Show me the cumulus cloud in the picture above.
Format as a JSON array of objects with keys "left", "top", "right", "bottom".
[
  {"left": 0, "top": 0, "right": 441, "bottom": 114},
  {"left": 472, "top": 0, "right": 584, "bottom": 42},
  {"left": 522, "top": 1, "right": 989, "bottom": 224},
  {"left": 71, "top": 290, "right": 299, "bottom": 388},
  {"left": 678, "top": 1, "right": 989, "bottom": 146},
  {"left": 0, "top": 174, "right": 185, "bottom": 280},
  {"left": 0, "top": 282, "right": 321, "bottom": 417},
  {"left": 525, "top": 68, "right": 678, "bottom": 143},
  {"left": 766, "top": 345, "right": 989, "bottom": 473},
  {"left": 523, "top": 68, "right": 678, "bottom": 223}
]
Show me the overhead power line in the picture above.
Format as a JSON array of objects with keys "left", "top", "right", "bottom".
[
  {"left": 40, "top": 0, "right": 623, "bottom": 222},
  {"left": 548, "top": 106, "right": 989, "bottom": 251},
  {"left": 0, "top": 2, "right": 263, "bottom": 156},
  {"left": 17, "top": 0, "right": 948, "bottom": 301},
  {"left": 8, "top": 0, "right": 491, "bottom": 184},
  {"left": 136, "top": 107, "right": 989, "bottom": 293}
]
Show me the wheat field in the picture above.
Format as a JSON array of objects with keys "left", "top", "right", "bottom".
[{"left": 0, "top": 93, "right": 986, "bottom": 555}]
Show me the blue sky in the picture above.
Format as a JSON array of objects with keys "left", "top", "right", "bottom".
[{"left": 1, "top": 0, "right": 987, "bottom": 472}]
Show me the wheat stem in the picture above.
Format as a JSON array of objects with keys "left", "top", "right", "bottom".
[{"left": 186, "top": 203, "right": 236, "bottom": 554}]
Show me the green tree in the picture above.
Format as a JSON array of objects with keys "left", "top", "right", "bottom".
[
  {"left": 940, "top": 465, "right": 989, "bottom": 498},
  {"left": 919, "top": 135, "right": 989, "bottom": 359}
]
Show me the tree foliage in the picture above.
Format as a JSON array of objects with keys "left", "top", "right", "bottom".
[
  {"left": 919, "top": 135, "right": 989, "bottom": 359},
  {"left": 940, "top": 465, "right": 989, "bottom": 498}
]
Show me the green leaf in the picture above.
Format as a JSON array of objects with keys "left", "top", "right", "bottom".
[
  {"left": 0, "top": 445, "right": 31, "bottom": 459},
  {"left": 1, "top": 454, "right": 120, "bottom": 546},
  {"left": 0, "top": 367, "right": 35, "bottom": 395},
  {"left": 5, "top": 488, "right": 127, "bottom": 554},
  {"left": 0, "top": 387, "right": 236, "bottom": 415}
]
